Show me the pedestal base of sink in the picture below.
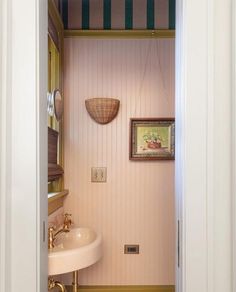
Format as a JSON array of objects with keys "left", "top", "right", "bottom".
[{"left": 72, "top": 270, "right": 79, "bottom": 292}]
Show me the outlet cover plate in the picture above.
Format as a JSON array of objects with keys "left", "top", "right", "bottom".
[
  {"left": 124, "top": 244, "right": 140, "bottom": 254},
  {"left": 91, "top": 167, "right": 107, "bottom": 183}
]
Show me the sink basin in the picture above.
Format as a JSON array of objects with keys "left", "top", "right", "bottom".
[{"left": 48, "top": 227, "right": 102, "bottom": 275}]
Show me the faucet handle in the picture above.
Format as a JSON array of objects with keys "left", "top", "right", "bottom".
[
  {"left": 48, "top": 226, "right": 56, "bottom": 238},
  {"left": 63, "top": 213, "right": 73, "bottom": 230},
  {"left": 48, "top": 226, "right": 56, "bottom": 249}
]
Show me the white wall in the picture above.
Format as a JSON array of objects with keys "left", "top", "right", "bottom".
[
  {"left": 0, "top": 1, "right": 48, "bottom": 291},
  {"left": 63, "top": 38, "right": 175, "bottom": 285}
]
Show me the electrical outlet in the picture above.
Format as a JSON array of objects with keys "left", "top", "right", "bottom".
[
  {"left": 91, "top": 167, "right": 107, "bottom": 183},
  {"left": 124, "top": 245, "right": 140, "bottom": 254}
]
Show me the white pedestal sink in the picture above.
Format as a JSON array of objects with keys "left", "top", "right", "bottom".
[{"left": 48, "top": 227, "right": 102, "bottom": 276}]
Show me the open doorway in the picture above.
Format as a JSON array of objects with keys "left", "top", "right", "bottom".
[
  {"left": 47, "top": 1, "right": 176, "bottom": 291},
  {"left": 46, "top": 1, "right": 236, "bottom": 291}
]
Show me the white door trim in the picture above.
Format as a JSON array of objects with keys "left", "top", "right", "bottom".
[
  {"left": 0, "top": 0, "right": 12, "bottom": 290},
  {"left": 232, "top": 0, "right": 236, "bottom": 291},
  {"left": 0, "top": 0, "right": 48, "bottom": 291},
  {"left": 176, "top": 0, "right": 232, "bottom": 292}
]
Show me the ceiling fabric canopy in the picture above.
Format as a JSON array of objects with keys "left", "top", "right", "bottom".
[{"left": 54, "top": 0, "right": 175, "bottom": 30}]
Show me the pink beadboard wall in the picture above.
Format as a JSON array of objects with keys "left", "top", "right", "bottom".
[
  {"left": 48, "top": 207, "right": 64, "bottom": 228},
  {"left": 63, "top": 38, "right": 175, "bottom": 285}
]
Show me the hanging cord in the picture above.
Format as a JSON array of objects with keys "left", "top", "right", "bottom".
[
  {"left": 155, "top": 39, "right": 171, "bottom": 105},
  {"left": 137, "top": 39, "right": 152, "bottom": 100},
  {"left": 137, "top": 39, "right": 171, "bottom": 112},
  {"left": 135, "top": 39, "right": 152, "bottom": 115}
]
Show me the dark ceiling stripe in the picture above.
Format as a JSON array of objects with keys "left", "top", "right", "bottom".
[
  {"left": 147, "top": 0, "right": 154, "bottom": 29},
  {"left": 62, "top": 0, "right": 68, "bottom": 29},
  {"left": 104, "top": 0, "right": 111, "bottom": 29},
  {"left": 82, "top": 0, "right": 90, "bottom": 29},
  {"left": 125, "top": 0, "right": 133, "bottom": 30},
  {"left": 169, "top": 0, "right": 175, "bottom": 29}
]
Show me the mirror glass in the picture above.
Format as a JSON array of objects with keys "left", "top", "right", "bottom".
[
  {"left": 54, "top": 89, "right": 63, "bottom": 121},
  {"left": 47, "top": 89, "right": 63, "bottom": 122}
]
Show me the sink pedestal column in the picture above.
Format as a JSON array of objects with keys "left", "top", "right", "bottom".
[{"left": 72, "top": 270, "right": 79, "bottom": 292}]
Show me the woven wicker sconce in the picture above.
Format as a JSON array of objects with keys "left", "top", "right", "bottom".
[{"left": 85, "top": 97, "right": 120, "bottom": 124}]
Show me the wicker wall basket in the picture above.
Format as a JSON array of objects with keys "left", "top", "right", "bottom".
[{"left": 85, "top": 97, "right": 120, "bottom": 124}]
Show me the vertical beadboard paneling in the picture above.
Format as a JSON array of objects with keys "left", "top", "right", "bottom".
[{"left": 63, "top": 39, "right": 175, "bottom": 285}]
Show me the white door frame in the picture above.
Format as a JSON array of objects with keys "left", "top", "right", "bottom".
[
  {"left": 0, "top": 0, "right": 234, "bottom": 291},
  {"left": 232, "top": 0, "right": 236, "bottom": 291},
  {"left": 176, "top": 0, "right": 233, "bottom": 292},
  {"left": 0, "top": 0, "right": 48, "bottom": 291}
]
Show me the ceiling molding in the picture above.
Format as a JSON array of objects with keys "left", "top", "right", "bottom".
[{"left": 64, "top": 29, "right": 175, "bottom": 39}]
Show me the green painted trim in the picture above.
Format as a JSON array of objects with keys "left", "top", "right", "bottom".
[
  {"left": 168, "top": 0, "right": 175, "bottom": 29},
  {"left": 48, "top": 190, "right": 69, "bottom": 203},
  {"left": 48, "top": 190, "right": 69, "bottom": 215},
  {"left": 65, "top": 286, "right": 175, "bottom": 292},
  {"left": 125, "top": 0, "right": 133, "bottom": 30},
  {"left": 103, "top": 0, "right": 111, "bottom": 30},
  {"left": 48, "top": 0, "right": 64, "bottom": 30},
  {"left": 61, "top": 0, "right": 68, "bottom": 29},
  {"left": 147, "top": 0, "right": 155, "bottom": 30},
  {"left": 64, "top": 29, "right": 175, "bottom": 39},
  {"left": 59, "top": 0, "right": 62, "bottom": 15},
  {"left": 82, "top": 0, "right": 90, "bottom": 30}
]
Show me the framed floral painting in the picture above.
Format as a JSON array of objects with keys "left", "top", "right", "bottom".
[{"left": 130, "top": 118, "right": 175, "bottom": 160}]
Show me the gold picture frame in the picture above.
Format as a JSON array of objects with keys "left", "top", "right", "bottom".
[{"left": 130, "top": 118, "right": 175, "bottom": 161}]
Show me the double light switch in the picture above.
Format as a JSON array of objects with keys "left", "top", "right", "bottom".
[{"left": 91, "top": 167, "right": 107, "bottom": 183}]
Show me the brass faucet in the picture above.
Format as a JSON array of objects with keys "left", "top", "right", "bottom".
[
  {"left": 48, "top": 213, "right": 73, "bottom": 249},
  {"left": 63, "top": 213, "right": 72, "bottom": 230},
  {"left": 48, "top": 277, "right": 66, "bottom": 292}
]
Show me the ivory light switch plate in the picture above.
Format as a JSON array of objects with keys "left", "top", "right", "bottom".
[{"left": 91, "top": 167, "right": 107, "bottom": 183}]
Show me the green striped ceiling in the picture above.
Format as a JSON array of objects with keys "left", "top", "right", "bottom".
[{"left": 58, "top": 0, "right": 175, "bottom": 30}]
